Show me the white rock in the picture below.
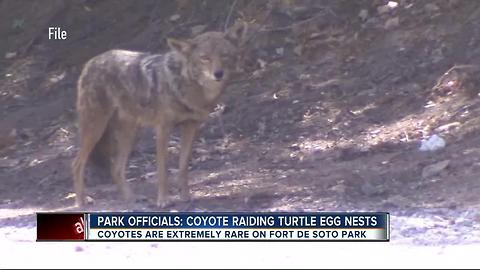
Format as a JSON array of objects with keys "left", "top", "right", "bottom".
[
  {"left": 5, "top": 52, "right": 16, "bottom": 59},
  {"left": 191, "top": 25, "right": 206, "bottom": 35},
  {"left": 293, "top": 45, "right": 303, "bottom": 56},
  {"left": 330, "top": 183, "right": 346, "bottom": 194},
  {"left": 377, "top": 2, "right": 399, "bottom": 14},
  {"left": 169, "top": 14, "right": 181, "bottom": 22},
  {"left": 359, "top": 9, "right": 369, "bottom": 21},
  {"left": 275, "top": 47, "right": 284, "bottom": 56},
  {"left": 419, "top": 134, "right": 446, "bottom": 151},
  {"left": 387, "top": 1, "right": 399, "bottom": 8}
]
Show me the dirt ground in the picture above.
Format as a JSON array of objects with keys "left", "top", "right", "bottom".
[{"left": 1, "top": 0, "right": 480, "bottom": 267}]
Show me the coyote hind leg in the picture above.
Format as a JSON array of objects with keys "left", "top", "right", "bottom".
[
  {"left": 90, "top": 119, "right": 118, "bottom": 179},
  {"left": 72, "top": 109, "right": 113, "bottom": 207}
]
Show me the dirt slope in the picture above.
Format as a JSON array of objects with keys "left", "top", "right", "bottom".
[{"left": 1, "top": 1, "right": 480, "bottom": 264}]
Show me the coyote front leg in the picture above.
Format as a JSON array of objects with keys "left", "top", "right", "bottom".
[
  {"left": 156, "top": 123, "right": 172, "bottom": 207},
  {"left": 109, "top": 117, "right": 138, "bottom": 204},
  {"left": 178, "top": 121, "right": 200, "bottom": 201}
]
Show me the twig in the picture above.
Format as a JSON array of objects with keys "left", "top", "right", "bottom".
[
  {"left": 403, "top": 131, "right": 409, "bottom": 142},
  {"left": 224, "top": 0, "right": 238, "bottom": 32},
  {"left": 433, "top": 64, "right": 479, "bottom": 90},
  {"left": 443, "top": 64, "right": 478, "bottom": 75}
]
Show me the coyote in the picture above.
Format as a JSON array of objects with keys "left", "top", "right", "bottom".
[{"left": 72, "top": 21, "right": 248, "bottom": 207}]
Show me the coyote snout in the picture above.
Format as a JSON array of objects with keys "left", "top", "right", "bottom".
[{"left": 72, "top": 21, "right": 248, "bottom": 207}]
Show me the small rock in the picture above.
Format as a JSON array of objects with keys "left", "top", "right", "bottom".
[
  {"left": 387, "top": 1, "right": 399, "bottom": 8},
  {"left": 289, "top": 144, "right": 300, "bottom": 151},
  {"left": 191, "top": 25, "right": 206, "bottom": 36},
  {"left": 377, "top": 2, "right": 398, "bottom": 14},
  {"left": 293, "top": 45, "right": 303, "bottom": 56},
  {"left": 169, "top": 14, "right": 181, "bottom": 22},
  {"left": 49, "top": 71, "right": 66, "bottom": 83},
  {"left": 270, "top": 61, "right": 283, "bottom": 68},
  {"left": 358, "top": 9, "right": 369, "bottom": 21},
  {"left": 377, "top": 5, "right": 390, "bottom": 15},
  {"left": 424, "top": 3, "right": 440, "bottom": 13},
  {"left": 252, "top": 69, "right": 263, "bottom": 78},
  {"left": 421, "top": 160, "right": 450, "bottom": 179},
  {"left": 419, "top": 134, "right": 446, "bottom": 151},
  {"left": 454, "top": 217, "right": 471, "bottom": 227},
  {"left": 86, "top": 195, "right": 95, "bottom": 204},
  {"left": 384, "top": 17, "right": 400, "bottom": 29},
  {"left": 257, "top": 59, "right": 267, "bottom": 69},
  {"left": 5, "top": 52, "right": 17, "bottom": 59},
  {"left": 330, "top": 182, "right": 346, "bottom": 194},
  {"left": 309, "top": 32, "right": 321, "bottom": 39},
  {"left": 275, "top": 47, "right": 284, "bottom": 56}
]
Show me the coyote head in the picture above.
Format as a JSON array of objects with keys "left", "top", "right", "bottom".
[{"left": 167, "top": 21, "right": 248, "bottom": 85}]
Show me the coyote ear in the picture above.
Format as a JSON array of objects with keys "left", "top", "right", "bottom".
[
  {"left": 225, "top": 21, "right": 248, "bottom": 46},
  {"left": 167, "top": 38, "right": 193, "bottom": 54}
]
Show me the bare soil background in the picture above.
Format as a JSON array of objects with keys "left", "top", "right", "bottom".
[{"left": 1, "top": 0, "right": 480, "bottom": 268}]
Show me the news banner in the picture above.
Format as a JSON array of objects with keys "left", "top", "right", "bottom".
[{"left": 36, "top": 212, "right": 389, "bottom": 241}]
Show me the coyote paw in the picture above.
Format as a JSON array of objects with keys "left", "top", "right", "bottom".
[{"left": 75, "top": 195, "right": 94, "bottom": 208}]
